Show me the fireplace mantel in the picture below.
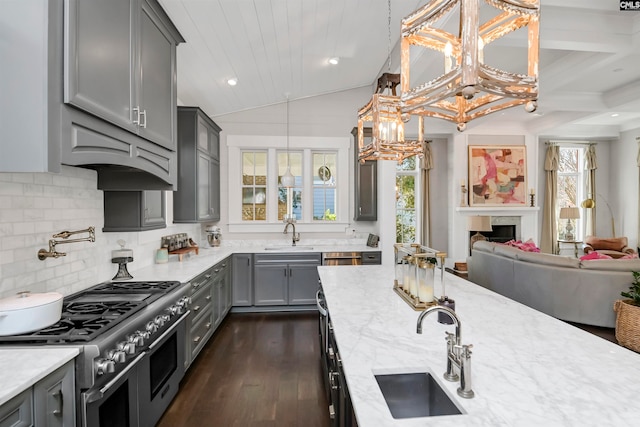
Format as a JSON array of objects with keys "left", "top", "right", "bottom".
[{"left": 456, "top": 207, "right": 540, "bottom": 215}]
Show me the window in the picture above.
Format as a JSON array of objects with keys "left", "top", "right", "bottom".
[
  {"left": 557, "top": 146, "right": 585, "bottom": 240},
  {"left": 277, "top": 152, "right": 302, "bottom": 221},
  {"left": 396, "top": 156, "right": 420, "bottom": 243},
  {"left": 312, "top": 153, "right": 337, "bottom": 221},
  {"left": 242, "top": 151, "right": 267, "bottom": 221},
  {"left": 227, "top": 135, "right": 348, "bottom": 232}
]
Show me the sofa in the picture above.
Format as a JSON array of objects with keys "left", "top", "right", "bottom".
[{"left": 468, "top": 241, "right": 640, "bottom": 328}]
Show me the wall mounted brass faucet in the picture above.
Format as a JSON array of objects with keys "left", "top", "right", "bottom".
[{"left": 38, "top": 226, "right": 96, "bottom": 260}]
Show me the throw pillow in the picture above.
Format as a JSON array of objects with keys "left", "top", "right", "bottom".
[{"left": 579, "top": 251, "right": 613, "bottom": 261}]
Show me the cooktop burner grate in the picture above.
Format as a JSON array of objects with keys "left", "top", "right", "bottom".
[{"left": 90, "top": 280, "right": 181, "bottom": 293}]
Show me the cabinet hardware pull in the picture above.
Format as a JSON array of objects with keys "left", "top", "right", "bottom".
[
  {"left": 193, "top": 336, "right": 200, "bottom": 343},
  {"left": 214, "top": 269, "right": 220, "bottom": 273},
  {"left": 289, "top": 268, "right": 292, "bottom": 276},
  {"left": 133, "top": 106, "right": 141, "bottom": 125},
  {"left": 206, "top": 322, "right": 211, "bottom": 329},
  {"left": 222, "top": 263, "right": 226, "bottom": 267},
  {"left": 139, "top": 109, "right": 147, "bottom": 128},
  {"left": 206, "top": 295, "right": 211, "bottom": 301},
  {"left": 329, "top": 404, "right": 335, "bottom": 419},
  {"left": 205, "top": 274, "right": 212, "bottom": 279},
  {"left": 52, "top": 390, "right": 63, "bottom": 417},
  {"left": 247, "top": 258, "right": 250, "bottom": 266},
  {"left": 193, "top": 305, "right": 200, "bottom": 312}
]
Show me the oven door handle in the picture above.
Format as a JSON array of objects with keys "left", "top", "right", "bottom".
[
  {"left": 316, "top": 290, "right": 327, "bottom": 317},
  {"left": 148, "top": 311, "right": 190, "bottom": 351},
  {"left": 84, "top": 352, "right": 146, "bottom": 404}
]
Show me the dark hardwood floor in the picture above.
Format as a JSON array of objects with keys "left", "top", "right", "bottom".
[{"left": 158, "top": 312, "right": 330, "bottom": 427}]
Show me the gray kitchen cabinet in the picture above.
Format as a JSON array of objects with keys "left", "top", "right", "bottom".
[
  {"left": 0, "top": 0, "right": 183, "bottom": 190},
  {"left": 102, "top": 191, "right": 166, "bottom": 232},
  {"left": 0, "top": 389, "right": 32, "bottom": 427},
  {"left": 212, "top": 259, "right": 230, "bottom": 327},
  {"left": 232, "top": 254, "right": 254, "bottom": 306},
  {"left": 185, "top": 268, "right": 215, "bottom": 369},
  {"left": 351, "top": 127, "right": 377, "bottom": 221},
  {"left": 174, "top": 107, "right": 222, "bottom": 223},
  {"left": 64, "top": 0, "right": 181, "bottom": 151},
  {"left": 33, "top": 362, "right": 75, "bottom": 427},
  {"left": 254, "top": 254, "right": 321, "bottom": 307},
  {"left": 0, "top": 361, "right": 74, "bottom": 427},
  {"left": 361, "top": 251, "right": 382, "bottom": 265}
]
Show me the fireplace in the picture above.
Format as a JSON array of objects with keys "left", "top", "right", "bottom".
[{"left": 469, "top": 224, "right": 516, "bottom": 243}]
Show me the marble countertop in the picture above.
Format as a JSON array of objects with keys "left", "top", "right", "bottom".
[
  {"left": 317, "top": 265, "right": 640, "bottom": 426},
  {"left": 0, "top": 347, "right": 79, "bottom": 406},
  {"left": 130, "top": 243, "right": 376, "bottom": 283}
]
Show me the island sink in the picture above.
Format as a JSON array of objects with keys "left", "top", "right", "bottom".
[{"left": 374, "top": 372, "right": 464, "bottom": 419}]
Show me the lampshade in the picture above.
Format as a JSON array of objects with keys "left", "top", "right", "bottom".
[
  {"left": 559, "top": 207, "right": 580, "bottom": 220},
  {"left": 400, "top": 0, "right": 540, "bottom": 132},
  {"left": 468, "top": 216, "right": 492, "bottom": 232}
]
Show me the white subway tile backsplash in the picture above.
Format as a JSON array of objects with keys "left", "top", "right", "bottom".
[{"left": 0, "top": 165, "right": 202, "bottom": 300}]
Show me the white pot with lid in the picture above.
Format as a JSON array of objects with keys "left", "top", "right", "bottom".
[{"left": 0, "top": 291, "right": 63, "bottom": 336}]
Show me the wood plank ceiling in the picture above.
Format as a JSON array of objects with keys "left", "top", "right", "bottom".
[{"left": 160, "top": 0, "right": 640, "bottom": 136}]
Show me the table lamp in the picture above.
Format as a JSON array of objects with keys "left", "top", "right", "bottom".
[
  {"left": 468, "top": 216, "right": 492, "bottom": 253},
  {"left": 559, "top": 207, "right": 580, "bottom": 241}
]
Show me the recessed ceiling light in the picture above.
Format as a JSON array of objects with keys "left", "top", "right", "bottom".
[
  {"left": 227, "top": 78, "right": 238, "bottom": 86},
  {"left": 611, "top": 113, "right": 620, "bottom": 117},
  {"left": 328, "top": 57, "right": 339, "bottom": 65}
]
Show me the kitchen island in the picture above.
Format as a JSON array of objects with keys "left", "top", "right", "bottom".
[{"left": 318, "top": 265, "right": 640, "bottom": 426}]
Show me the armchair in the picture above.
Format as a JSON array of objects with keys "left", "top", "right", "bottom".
[{"left": 583, "top": 236, "right": 636, "bottom": 259}]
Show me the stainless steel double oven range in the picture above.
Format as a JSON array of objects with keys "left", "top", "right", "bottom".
[{"left": 0, "top": 280, "right": 191, "bottom": 427}]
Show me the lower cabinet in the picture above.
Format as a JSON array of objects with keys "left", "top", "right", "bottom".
[
  {"left": 326, "top": 318, "right": 357, "bottom": 427},
  {"left": 185, "top": 257, "right": 232, "bottom": 369},
  {"left": 232, "top": 254, "right": 253, "bottom": 306},
  {"left": 0, "top": 361, "right": 75, "bottom": 427},
  {"left": 253, "top": 253, "right": 321, "bottom": 307}
]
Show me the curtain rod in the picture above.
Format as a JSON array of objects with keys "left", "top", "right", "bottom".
[{"left": 545, "top": 141, "right": 596, "bottom": 145}]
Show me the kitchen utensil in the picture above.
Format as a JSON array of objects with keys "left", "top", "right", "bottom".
[{"left": 0, "top": 291, "right": 63, "bottom": 336}]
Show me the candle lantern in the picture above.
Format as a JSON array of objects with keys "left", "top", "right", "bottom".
[
  {"left": 407, "top": 256, "right": 418, "bottom": 298},
  {"left": 417, "top": 259, "right": 435, "bottom": 303}
]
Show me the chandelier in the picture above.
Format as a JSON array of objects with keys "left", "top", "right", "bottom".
[
  {"left": 400, "top": 0, "right": 540, "bottom": 131},
  {"left": 357, "top": 73, "right": 424, "bottom": 162},
  {"left": 357, "top": 0, "right": 424, "bottom": 162}
]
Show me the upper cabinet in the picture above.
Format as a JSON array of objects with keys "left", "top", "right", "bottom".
[
  {"left": 174, "top": 107, "right": 222, "bottom": 223},
  {"left": 0, "top": 0, "right": 184, "bottom": 190},
  {"left": 351, "top": 127, "right": 378, "bottom": 221},
  {"left": 64, "top": 0, "right": 179, "bottom": 150}
]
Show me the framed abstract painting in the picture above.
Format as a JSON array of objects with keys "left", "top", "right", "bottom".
[{"left": 468, "top": 145, "right": 527, "bottom": 206}]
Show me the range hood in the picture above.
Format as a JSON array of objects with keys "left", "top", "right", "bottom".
[{"left": 86, "top": 165, "right": 177, "bottom": 191}]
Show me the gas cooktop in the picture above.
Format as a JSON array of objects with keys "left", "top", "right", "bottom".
[{"left": 0, "top": 280, "right": 182, "bottom": 344}]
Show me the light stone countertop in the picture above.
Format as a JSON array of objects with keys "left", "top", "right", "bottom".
[
  {"left": 317, "top": 265, "right": 640, "bottom": 426},
  {"left": 0, "top": 347, "right": 79, "bottom": 406},
  {"left": 129, "top": 243, "right": 376, "bottom": 283}
]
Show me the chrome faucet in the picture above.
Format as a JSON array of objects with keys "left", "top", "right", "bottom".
[
  {"left": 416, "top": 305, "right": 475, "bottom": 399},
  {"left": 283, "top": 220, "right": 300, "bottom": 246}
]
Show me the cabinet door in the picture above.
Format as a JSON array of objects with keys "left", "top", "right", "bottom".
[
  {"left": 64, "top": 0, "right": 135, "bottom": 134},
  {"left": 142, "top": 191, "right": 166, "bottom": 228},
  {"left": 210, "top": 160, "right": 221, "bottom": 221},
  {"left": 0, "top": 389, "right": 32, "bottom": 427},
  {"left": 196, "top": 152, "right": 214, "bottom": 221},
  {"left": 33, "top": 362, "right": 75, "bottom": 427},
  {"left": 355, "top": 161, "right": 377, "bottom": 221},
  {"left": 288, "top": 264, "right": 321, "bottom": 305},
  {"left": 254, "top": 265, "right": 288, "bottom": 306},
  {"left": 232, "top": 254, "right": 253, "bottom": 306},
  {"left": 209, "top": 127, "right": 220, "bottom": 160},
  {"left": 137, "top": 0, "right": 176, "bottom": 150}
]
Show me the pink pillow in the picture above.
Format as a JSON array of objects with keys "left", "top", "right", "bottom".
[
  {"left": 580, "top": 251, "right": 613, "bottom": 260},
  {"left": 501, "top": 239, "right": 541, "bottom": 252}
]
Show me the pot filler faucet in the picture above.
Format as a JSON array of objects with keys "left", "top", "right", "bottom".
[
  {"left": 283, "top": 219, "right": 300, "bottom": 246},
  {"left": 416, "top": 305, "right": 475, "bottom": 399}
]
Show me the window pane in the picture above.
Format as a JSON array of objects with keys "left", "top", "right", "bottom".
[
  {"left": 312, "top": 153, "right": 337, "bottom": 221},
  {"left": 558, "top": 148, "right": 578, "bottom": 173},
  {"left": 396, "top": 156, "right": 416, "bottom": 171},
  {"left": 242, "top": 151, "right": 267, "bottom": 221},
  {"left": 278, "top": 152, "right": 303, "bottom": 220},
  {"left": 396, "top": 175, "right": 416, "bottom": 243}
]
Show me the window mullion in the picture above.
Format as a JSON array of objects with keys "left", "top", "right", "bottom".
[
  {"left": 267, "top": 148, "right": 278, "bottom": 222},
  {"left": 302, "top": 149, "right": 312, "bottom": 223}
]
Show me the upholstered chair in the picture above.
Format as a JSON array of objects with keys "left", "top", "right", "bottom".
[{"left": 583, "top": 236, "right": 636, "bottom": 259}]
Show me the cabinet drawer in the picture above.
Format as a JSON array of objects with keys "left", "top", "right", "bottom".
[
  {"left": 190, "top": 283, "right": 213, "bottom": 323},
  {"left": 190, "top": 309, "right": 214, "bottom": 361},
  {"left": 190, "top": 269, "right": 213, "bottom": 292},
  {"left": 361, "top": 251, "right": 382, "bottom": 265},
  {"left": 0, "top": 389, "right": 32, "bottom": 427}
]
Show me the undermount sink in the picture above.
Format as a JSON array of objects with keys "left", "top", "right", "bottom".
[
  {"left": 374, "top": 370, "right": 464, "bottom": 419},
  {"left": 263, "top": 245, "right": 314, "bottom": 251}
]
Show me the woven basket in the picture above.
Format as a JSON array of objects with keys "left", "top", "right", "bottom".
[{"left": 614, "top": 299, "right": 640, "bottom": 352}]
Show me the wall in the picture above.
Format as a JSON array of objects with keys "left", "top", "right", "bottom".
[
  {"left": 612, "top": 127, "right": 640, "bottom": 250},
  {"left": 0, "top": 166, "right": 200, "bottom": 299}
]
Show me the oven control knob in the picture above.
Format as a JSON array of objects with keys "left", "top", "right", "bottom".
[
  {"left": 95, "top": 358, "right": 115, "bottom": 376},
  {"left": 154, "top": 315, "right": 166, "bottom": 327},
  {"left": 108, "top": 349, "right": 126, "bottom": 363},
  {"left": 146, "top": 321, "right": 158, "bottom": 334},
  {"left": 168, "top": 305, "right": 180, "bottom": 316},
  {"left": 128, "top": 333, "right": 144, "bottom": 347},
  {"left": 117, "top": 341, "right": 136, "bottom": 355}
]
